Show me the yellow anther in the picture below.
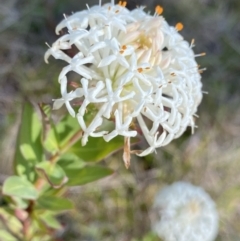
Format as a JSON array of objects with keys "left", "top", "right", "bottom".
[
  {"left": 115, "top": 10, "right": 120, "bottom": 13},
  {"left": 195, "top": 52, "right": 206, "bottom": 57},
  {"left": 155, "top": 5, "right": 163, "bottom": 15},
  {"left": 198, "top": 68, "right": 206, "bottom": 73},
  {"left": 137, "top": 68, "right": 143, "bottom": 73},
  {"left": 191, "top": 39, "right": 195, "bottom": 46},
  {"left": 119, "top": 1, "right": 127, "bottom": 7},
  {"left": 175, "top": 22, "right": 184, "bottom": 31},
  {"left": 119, "top": 45, "right": 127, "bottom": 54}
]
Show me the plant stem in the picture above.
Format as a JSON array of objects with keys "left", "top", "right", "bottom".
[{"left": 49, "top": 129, "right": 83, "bottom": 164}]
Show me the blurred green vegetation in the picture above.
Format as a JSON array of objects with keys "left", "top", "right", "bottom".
[{"left": 0, "top": 0, "right": 240, "bottom": 240}]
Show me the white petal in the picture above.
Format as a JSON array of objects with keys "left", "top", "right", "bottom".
[
  {"left": 98, "top": 55, "right": 116, "bottom": 67},
  {"left": 65, "top": 101, "right": 75, "bottom": 117},
  {"left": 53, "top": 99, "right": 64, "bottom": 110},
  {"left": 58, "top": 65, "right": 72, "bottom": 83},
  {"left": 89, "top": 42, "right": 107, "bottom": 53},
  {"left": 137, "top": 146, "right": 155, "bottom": 156},
  {"left": 118, "top": 56, "right": 130, "bottom": 68},
  {"left": 103, "top": 130, "right": 118, "bottom": 142}
]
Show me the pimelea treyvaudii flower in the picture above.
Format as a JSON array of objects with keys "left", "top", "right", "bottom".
[
  {"left": 45, "top": 0, "right": 204, "bottom": 167},
  {"left": 150, "top": 182, "right": 219, "bottom": 241}
]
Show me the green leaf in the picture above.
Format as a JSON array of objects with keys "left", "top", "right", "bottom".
[
  {"left": 36, "top": 196, "right": 74, "bottom": 211},
  {"left": 2, "top": 176, "right": 38, "bottom": 200},
  {"left": 55, "top": 114, "right": 81, "bottom": 148},
  {"left": 14, "top": 102, "right": 44, "bottom": 181},
  {"left": 20, "top": 143, "right": 37, "bottom": 161},
  {"left": 69, "top": 135, "right": 125, "bottom": 162},
  {"left": 0, "top": 230, "right": 18, "bottom": 241},
  {"left": 37, "top": 211, "right": 62, "bottom": 230},
  {"left": 11, "top": 197, "right": 29, "bottom": 209},
  {"left": 64, "top": 165, "right": 114, "bottom": 186},
  {"left": 35, "top": 161, "right": 68, "bottom": 188},
  {"left": 43, "top": 127, "right": 59, "bottom": 153},
  {"left": 57, "top": 154, "right": 114, "bottom": 186},
  {"left": 0, "top": 208, "right": 23, "bottom": 231},
  {"left": 58, "top": 153, "right": 85, "bottom": 169}
]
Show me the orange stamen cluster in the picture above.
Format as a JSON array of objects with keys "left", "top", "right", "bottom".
[
  {"left": 175, "top": 22, "right": 184, "bottom": 31},
  {"left": 119, "top": 45, "right": 127, "bottom": 54},
  {"left": 118, "top": 1, "right": 127, "bottom": 7},
  {"left": 155, "top": 5, "right": 163, "bottom": 15}
]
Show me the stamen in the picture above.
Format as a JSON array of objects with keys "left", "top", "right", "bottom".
[
  {"left": 63, "top": 13, "right": 67, "bottom": 19},
  {"left": 155, "top": 5, "right": 163, "bottom": 15},
  {"left": 119, "top": 1, "right": 127, "bottom": 7},
  {"left": 137, "top": 68, "right": 143, "bottom": 73},
  {"left": 195, "top": 52, "right": 206, "bottom": 57},
  {"left": 45, "top": 42, "right": 51, "bottom": 48},
  {"left": 190, "top": 39, "right": 195, "bottom": 48},
  {"left": 119, "top": 45, "right": 127, "bottom": 54},
  {"left": 198, "top": 68, "right": 207, "bottom": 73},
  {"left": 175, "top": 22, "right": 184, "bottom": 31}
]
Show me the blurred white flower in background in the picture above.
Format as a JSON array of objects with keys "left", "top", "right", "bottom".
[
  {"left": 150, "top": 181, "right": 219, "bottom": 241},
  {"left": 45, "top": 0, "right": 203, "bottom": 166}
]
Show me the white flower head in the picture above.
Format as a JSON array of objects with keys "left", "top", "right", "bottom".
[
  {"left": 150, "top": 182, "right": 219, "bottom": 241},
  {"left": 45, "top": 1, "right": 203, "bottom": 167}
]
